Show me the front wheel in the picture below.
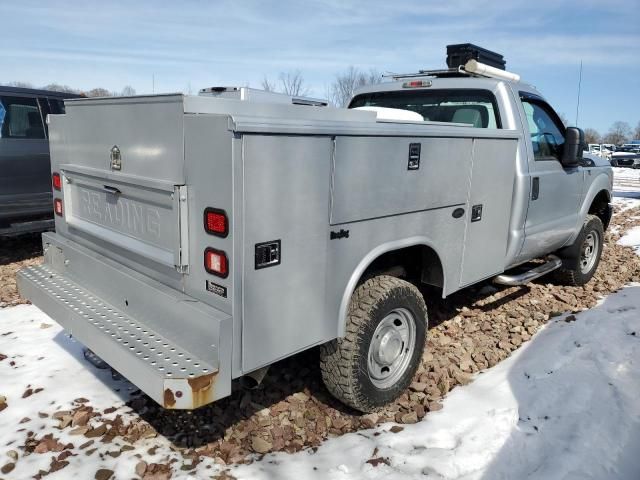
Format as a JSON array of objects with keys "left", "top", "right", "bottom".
[
  {"left": 320, "top": 275, "right": 427, "bottom": 412},
  {"left": 554, "top": 215, "right": 604, "bottom": 286}
]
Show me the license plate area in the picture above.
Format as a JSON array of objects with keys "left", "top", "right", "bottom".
[{"left": 63, "top": 170, "right": 187, "bottom": 269}]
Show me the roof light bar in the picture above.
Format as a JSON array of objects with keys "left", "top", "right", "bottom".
[{"left": 464, "top": 60, "right": 520, "bottom": 82}]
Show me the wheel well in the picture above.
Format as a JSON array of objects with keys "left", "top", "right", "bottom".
[
  {"left": 360, "top": 244, "right": 444, "bottom": 289},
  {"left": 589, "top": 190, "right": 612, "bottom": 230}
]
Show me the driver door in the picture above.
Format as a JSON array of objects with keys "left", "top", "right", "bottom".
[{"left": 518, "top": 93, "right": 584, "bottom": 261}]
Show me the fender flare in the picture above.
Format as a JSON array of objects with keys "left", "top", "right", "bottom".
[
  {"left": 567, "top": 172, "right": 611, "bottom": 244},
  {"left": 336, "top": 236, "right": 446, "bottom": 338}
]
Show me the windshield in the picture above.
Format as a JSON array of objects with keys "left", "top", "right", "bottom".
[{"left": 349, "top": 89, "right": 501, "bottom": 128}]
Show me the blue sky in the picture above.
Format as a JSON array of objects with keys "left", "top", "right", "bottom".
[{"left": 1, "top": 0, "right": 638, "bottom": 134}]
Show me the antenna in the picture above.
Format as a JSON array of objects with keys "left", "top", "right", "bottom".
[{"left": 575, "top": 60, "right": 582, "bottom": 126}]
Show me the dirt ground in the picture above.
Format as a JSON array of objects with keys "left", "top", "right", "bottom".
[
  {"left": 0, "top": 234, "right": 43, "bottom": 308},
  {"left": 1, "top": 203, "right": 640, "bottom": 475}
]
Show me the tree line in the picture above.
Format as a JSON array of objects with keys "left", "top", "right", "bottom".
[
  {"left": 584, "top": 122, "right": 640, "bottom": 146},
  {"left": 4, "top": 81, "right": 136, "bottom": 98}
]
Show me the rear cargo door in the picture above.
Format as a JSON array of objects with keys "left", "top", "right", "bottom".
[{"left": 52, "top": 95, "right": 189, "bottom": 269}]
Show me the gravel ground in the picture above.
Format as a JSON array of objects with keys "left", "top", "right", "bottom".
[
  {"left": 0, "top": 234, "right": 42, "bottom": 308},
  {"left": 1, "top": 201, "right": 640, "bottom": 478}
]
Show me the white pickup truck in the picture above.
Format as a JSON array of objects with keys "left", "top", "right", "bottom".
[{"left": 18, "top": 47, "right": 613, "bottom": 412}]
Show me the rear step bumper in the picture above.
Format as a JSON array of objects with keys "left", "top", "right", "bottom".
[{"left": 17, "top": 234, "right": 232, "bottom": 409}]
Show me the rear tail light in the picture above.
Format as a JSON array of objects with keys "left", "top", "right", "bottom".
[
  {"left": 204, "top": 208, "right": 228, "bottom": 237},
  {"left": 53, "top": 198, "right": 63, "bottom": 216},
  {"left": 52, "top": 172, "right": 61, "bottom": 191},
  {"left": 204, "top": 248, "right": 228, "bottom": 278}
]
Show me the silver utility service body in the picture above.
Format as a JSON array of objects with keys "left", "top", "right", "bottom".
[{"left": 18, "top": 64, "right": 613, "bottom": 410}]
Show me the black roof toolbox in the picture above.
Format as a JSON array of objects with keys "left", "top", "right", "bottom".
[{"left": 446, "top": 44, "right": 506, "bottom": 70}]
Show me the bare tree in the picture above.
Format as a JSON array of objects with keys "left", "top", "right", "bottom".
[
  {"left": 6, "top": 81, "right": 34, "bottom": 88},
  {"left": 583, "top": 128, "right": 601, "bottom": 145},
  {"left": 633, "top": 121, "right": 640, "bottom": 141},
  {"left": 86, "top": 88, "right": 113, "bottom": 98},
  {"left": 261, "top": 77, "right": 276, "bottom": 92},
  {"left": 328, "top": 66, "right": 382, "bottom": 107},
  {"left": 278, "top": 71, "right": 309, "bottom": 97},
  {"left": 120, "top": 85, "right": 136, "bottom": 96},
  {"left": 603, "top": 121, "right": 632, "bottom": 145},
  {"left": 43, "top": 83, "right": 79, "bottom": 94}
]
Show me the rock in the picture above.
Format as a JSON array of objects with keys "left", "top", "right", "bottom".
[
  {"left": 34, "top": 435, "right": 64, "bottom": 453},
  {"left": 72, "top": 410, "right": 91, "bottom": 427},
  {"left": 58, "top": 415, "right": 73, "bottom": 429},
  {"left": 136, "top": 461, "right": 148, "bottom": 477},
  {"left": 409, "top": 382, "right": 427, "bottom": 392},
  {"left": 6, "top": 450, "right": 18, "bottom": 461},
  {"left": 94, "top": 469, "right": 114, "bottom": 480},
  {"left": 52, "top": 410, "right": 72, "bottom": 420},
  {"left": 389, "top": 425, "right": 404, "bottom": 433},
  {"left": 85, "top": 424, "right": 108, "bottom": 438},
  {"left": 79, "top": 440, "right": 94, "bottom": 450},
  {"left": 250, "top": 436, "right": 272, "bottom": 454},
  {"left": 360, "top": 413, "right": 379, "bottom": 428},
  {"left": 69, "top": 426, "right": 90, "bottom": 436},
  {"left": 1, "top": 463, "right": 15, "bottom": 475},
  {"left": 291, "top": 392, "right": 309, "bottom": 402},
  {"left": 400, "top": 411, "right": 418, "bottom": 424}
]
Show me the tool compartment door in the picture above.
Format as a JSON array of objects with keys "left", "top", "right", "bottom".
[
  {"left": 459, "top": 138, "right": 518, "bottom": 286},
  {"left": 241, "top": 135, "right": 332, "bottom": 371}
]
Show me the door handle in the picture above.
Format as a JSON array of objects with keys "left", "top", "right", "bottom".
[
  {"left": 102, "top": 185, "right": 121, "bottom": 195},
  {"left": 531, "top": 177, "right": 540, "bottom": 201}
]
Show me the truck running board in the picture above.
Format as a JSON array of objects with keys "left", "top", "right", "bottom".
[
  {"left": 17, "top": 264, "right": 220, "bottom": 409},
  {"left": 493, "top": 255, "right": 562, "bottom": 286}
]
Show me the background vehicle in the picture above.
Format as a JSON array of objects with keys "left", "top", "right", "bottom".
[
  {"left": 18, "top": 46, "right": 613, "bottom": 412},
  {"left": 610, "top": 144, "right": 640, "bottom": 167},
  {"left": 0, "top": 86, "right": 81, "bottom": 235}
]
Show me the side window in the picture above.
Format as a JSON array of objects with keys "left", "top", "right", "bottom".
[
  {"left": 521, "top": 98, "right": 565, "bottom": 161},
  {"left": 0, "top": 96, "right": 45, "bottom": 139}
]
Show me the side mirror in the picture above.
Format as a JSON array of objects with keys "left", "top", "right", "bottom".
[{"left": 561, "top": 127, "right": 584, "bottom": 167}]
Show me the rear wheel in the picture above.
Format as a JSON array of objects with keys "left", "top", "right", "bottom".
[
  {"left": 320, "top": 275, "right": 427, "bottom": 412},
  {"left": 554, "top": 215, "right": 604, "bottom": 286}
]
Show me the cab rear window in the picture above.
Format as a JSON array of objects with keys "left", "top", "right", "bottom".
[{"left": 349, "top": 89, "right": 501, "bottom": 128}]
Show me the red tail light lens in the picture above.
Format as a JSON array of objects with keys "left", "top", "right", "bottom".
[
  {"left": 52, "top": 173, "right": 61, "bottom": 191},
  {"left": 204, "top": 208, "right": 228, "bottom": 237},
  {"left": 204, "top": 248, "right": 228, "bottom": 278},
  {"left": 54, "top": 198, "right": 63, "bottom": 216}
]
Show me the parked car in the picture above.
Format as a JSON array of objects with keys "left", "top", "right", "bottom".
[
  {"left": 18, "top": 46, "right": 612, "bottom": 412},
  {"left": 610, "top": 144, "right": 640, "bottom": 168},
  {"left": 0, "top": 86, "right": 81, "bottom": 235}
]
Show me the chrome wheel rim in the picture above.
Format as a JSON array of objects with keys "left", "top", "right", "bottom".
[
  {"left": 580, "top": 231, "right": 599, "bottom": 274},
  {"left": 367, "top": 308, "right": 416, "bottom": 389}
]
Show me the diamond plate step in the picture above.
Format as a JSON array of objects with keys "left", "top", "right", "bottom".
[{"left": 18, "top": 264, "right": 219, "bottom": 409}]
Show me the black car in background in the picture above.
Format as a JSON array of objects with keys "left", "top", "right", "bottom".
[{"left": 0, "top": 86, "right": 81, "bottom": 235}]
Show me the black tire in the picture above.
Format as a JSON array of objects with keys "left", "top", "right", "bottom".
[
  {"left": 554, "top": 215, "right": 604, "bottom": 286},
  {"left": 320, "top": 275, "right": 427, "bottom": 412}
]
